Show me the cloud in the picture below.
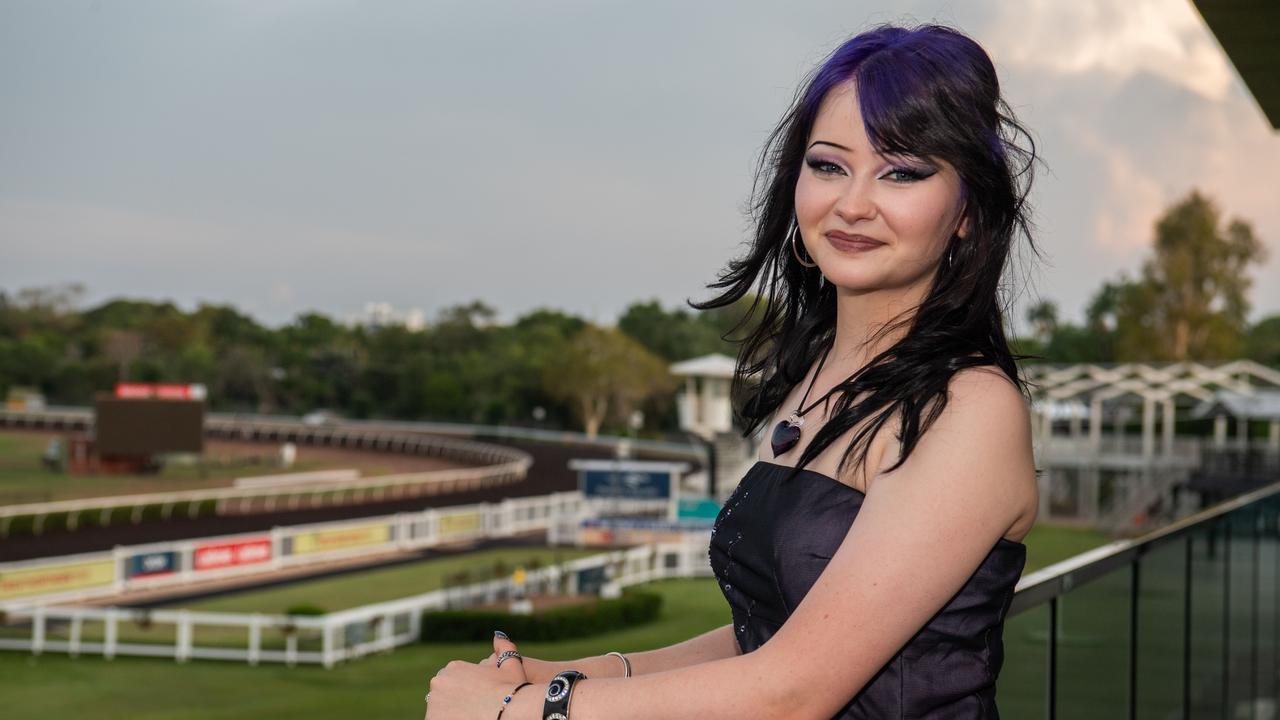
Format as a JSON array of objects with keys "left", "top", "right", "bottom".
[{"left": 983, "top": 0, "right": 1235, "bottom": 101}]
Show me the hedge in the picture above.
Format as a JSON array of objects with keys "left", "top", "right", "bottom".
[{"left": 420, "top": 589, "right": 662, "bottom": 643}]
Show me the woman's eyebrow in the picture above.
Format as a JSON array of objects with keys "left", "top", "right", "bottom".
[{"left": 808, "top": 140, "right": 854, "bottom": 152}]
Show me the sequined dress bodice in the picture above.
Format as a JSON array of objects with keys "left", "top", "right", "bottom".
[{"left": 708, "top": 460, "right": 1026, "bottom": 719}]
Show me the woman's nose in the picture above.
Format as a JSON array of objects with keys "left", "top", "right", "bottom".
[{"left": 832, "top": 179, "right": 877, "bottom": 224}]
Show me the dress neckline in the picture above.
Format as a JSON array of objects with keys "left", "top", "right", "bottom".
[{"left": 749, "top": 459, "right": 1027, "bottom": 550}]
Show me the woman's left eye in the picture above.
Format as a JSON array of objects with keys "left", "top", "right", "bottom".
[{"left": 884, "top": 167, "right": 932, "bottom": 183}]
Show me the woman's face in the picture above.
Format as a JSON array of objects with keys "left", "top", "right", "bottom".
[{"left": 794, "top": 79, "right": 968, "bottom": 293}]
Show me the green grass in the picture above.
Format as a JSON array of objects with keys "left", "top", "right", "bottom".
[
  {"left": 1019, "top": 522, "right": 1111, "bottom": 574},
  {"left": 165, "top": 546, "right": 611, "bottom": 615},
  {"left": 997, "top": 510, "right": 1276, "bottom": 718},
  {"left": 0, "top": 431, "right": 340, "bottom": 505},
  {"left": 1, "top": 519, "right": 1190, "bottom": 719},
  {"left": 0, "top": 577, "right": 731, "bottom": 720}
]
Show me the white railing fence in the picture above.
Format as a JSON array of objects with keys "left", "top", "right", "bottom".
[
  {"left": 0, "top": 490, "right": 668, "bottom": 607},
  {"left": 0, "top": 536, "right": 714, "bottom": 668}
]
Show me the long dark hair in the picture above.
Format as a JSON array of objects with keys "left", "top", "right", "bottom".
[{"left": 689, "top": 22, "right": 1046, "bottom": 485}]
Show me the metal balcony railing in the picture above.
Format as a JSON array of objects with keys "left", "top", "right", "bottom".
[{"left": 998, "top": 475, "right": 1280, "bottom": 718}]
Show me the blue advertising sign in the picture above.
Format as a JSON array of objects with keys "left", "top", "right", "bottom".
[
  {"left": 126, "top": 550, "right": 178, "bottom": 578},
  {"left": 580, "top": 469, "right": 671, "bottom": 499},
  {"left": 570, "top": 458, "right": 688, "bottom": 500}
]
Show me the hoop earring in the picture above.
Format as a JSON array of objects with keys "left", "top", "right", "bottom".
[
  {"left": 946, "top": 244, "right": 955, "bottom": 268},
  {"left": 789, "top": 222, "right": 818, "bottom": 268}
]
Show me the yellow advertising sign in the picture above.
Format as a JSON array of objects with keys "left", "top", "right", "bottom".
[
  {"left": 0, "top": 559, "right": 115, "bottom": 600},
  {"left": 292, "top": 523, "right": 389, "bottom": 556},
  {"left": 438, "top": 511, "right": 482, "bottom": 537}
]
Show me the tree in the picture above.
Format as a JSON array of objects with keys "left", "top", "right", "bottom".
[
  {"left": 1244, "top": 315, "right": 1280, "bottom": 368},
  {"left": 1025, "top": 300, "right": 1059, "bottom": 345},
  {"left": 1111, "top": 189, "right": 1266, "bottom": 361},
  {"left": 542, "top": 325, "right": 676, "bottom": 438}
]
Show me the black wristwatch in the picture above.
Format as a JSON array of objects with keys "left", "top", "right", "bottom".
[{"left": 542, "top": 670, "right": 588, "bottom": 720}]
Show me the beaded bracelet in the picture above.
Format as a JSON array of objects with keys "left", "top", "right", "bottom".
[{"left": 496, "top": 681, "right": 533, "bottom": 720}]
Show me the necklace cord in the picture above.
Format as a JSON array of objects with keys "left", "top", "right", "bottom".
[{"left": 795, "top": 339, "right": 836, "bottom": 417}]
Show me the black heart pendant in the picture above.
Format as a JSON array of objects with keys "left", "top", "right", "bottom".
[{"left": 770, "top": 420, "right": 801, "bottom": 457}]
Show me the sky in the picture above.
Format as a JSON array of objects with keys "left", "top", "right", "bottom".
[{"left": 2, "top": 0, "right": 1278, "bottom": 334}]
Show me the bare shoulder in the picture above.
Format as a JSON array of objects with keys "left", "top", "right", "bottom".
[
  {"left": 952, "top": 361, "right": 1029, "bottom": 407},
  {"left": 872, "top": 364, "right": 1037, "bottom": 539},
  {"left": 940, "top": 365, "right": 1039, "bottom": 539}
]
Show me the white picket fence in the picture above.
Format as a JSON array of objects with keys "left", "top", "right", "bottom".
[{"left": 0, "top": 536, "right": 714, "bottom": 668}]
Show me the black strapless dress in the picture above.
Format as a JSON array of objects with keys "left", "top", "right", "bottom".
[{"left": 708, "top": 460, "right": 1026, "bottom": 719}]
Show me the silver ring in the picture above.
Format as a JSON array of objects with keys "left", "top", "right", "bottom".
[{"left": 496, "top": 650, "right": 523, "bottom": 668}]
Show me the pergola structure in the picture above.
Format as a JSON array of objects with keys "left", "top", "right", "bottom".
[
  {"left": 1026, "top": 359, "right": 1280, "bottom": 457},
  {"left": 1023, "top": 360, "right": 1280, "bottom": 531}
]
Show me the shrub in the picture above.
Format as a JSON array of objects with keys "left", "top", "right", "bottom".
[{"left": 420, "top": 588, "right": 662, "bottom": 643}]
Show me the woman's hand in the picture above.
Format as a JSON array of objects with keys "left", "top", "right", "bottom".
[{"left": 425, "top": 633, "right": 529, "bottom": 720}]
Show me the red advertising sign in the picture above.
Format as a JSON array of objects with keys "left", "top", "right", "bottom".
[
  {"left": 193, "top": 538, "right": 272, "bottom": 571},
  {"left": 114, "top": 383, "right": 207, "bottom": 400}
]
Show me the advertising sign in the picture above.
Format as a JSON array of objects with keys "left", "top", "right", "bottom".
[
  {"left": 292, "top": 523, "right": 389, "bottom": 556},
  {"left": 126, "top": 550, "right": 178, "bottom": 578},
  {"left": 578, "top": 518, "right": 711, "bottom": 547},
  {"left": 114, "top": 383, "right": 207, "bottom": 400},
  {"left": 581, "top": 469, "right": 670, "bottom": 499},
  {"left": 95, "top": 396, "right": 205, "bottom": 455},
  {"left": 437, "top": 511, "right": 482, "bottom": 538},
  {"left": 0, "top": 559, "right": 116, "bottom": 600},
  {"left": 193, "top": 537, "right": 272, "bottom": 571},
  {"left": 676, "top": 497, "right": 721, "bottom": 521},
  {"left": 569, "top": 459, "right": 688, "bottom": 500}
]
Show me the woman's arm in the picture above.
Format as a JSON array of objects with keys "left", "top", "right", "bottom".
[
  {"left": 522, "top": 623, "right": 740, "bottom": 681},
  {"left": 500, "top": 370, "right": 1037, "bottom": 719}
]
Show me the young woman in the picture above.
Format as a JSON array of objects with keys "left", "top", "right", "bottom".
[{"left": 426, "top": 21, "right": 1043, "bottom": 719}]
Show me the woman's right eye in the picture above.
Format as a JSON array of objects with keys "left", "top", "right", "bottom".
[{"left": 805, "top": 157, "right": 844, "bottom": 176}]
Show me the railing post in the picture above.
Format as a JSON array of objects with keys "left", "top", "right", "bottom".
[
  {"left": 1183, "top": 533, "right": 1193, "bottom": 719},
  {"left": 104, "top": 607, "right": 117, "bottom": 660},
  {"left": 176, "top": 610, "right": 191, "bottom": 663},
  {"left": 322, "top": 620, "right": 335, "bottom": 669},
  {"left": 1047, "top": 596, "right": 1058, "bottom": 720},
  {"left": 1274, "top": 500, "right": 1279, "bottom": 716},
  {"left": 1249, "top": 506, "right": 1259, "bottom": 713},
  {"left": 1129, "top": 558, "right": 1140, "bottom": 720},
  {"left": 248, "top": 614, "right": 261, "bottom": 666},
  {"left": 32, "top": 605, "right": 45, "bottom": 656},
  {"left": 1222, "top": 519, "right": 1231, "bottom": 716},
  {"left": 379, "top": 613, "right": 392, "bottom": 652},
  {"left": 69, "top": 610, "right": 82, "bottom": 657}
]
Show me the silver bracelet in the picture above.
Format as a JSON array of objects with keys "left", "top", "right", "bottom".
[{"left": 605, "top": 650, "right": 632, "bottom": 678}]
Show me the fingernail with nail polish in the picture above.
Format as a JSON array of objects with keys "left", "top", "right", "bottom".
[{"left": 494, "top": 630, "right": 509, "bottom": 639}]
